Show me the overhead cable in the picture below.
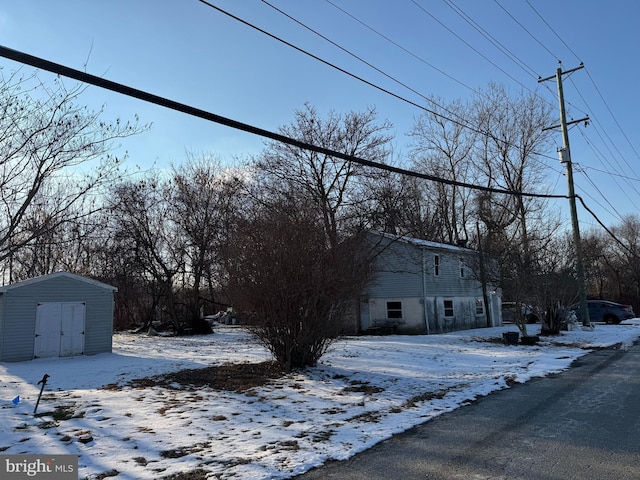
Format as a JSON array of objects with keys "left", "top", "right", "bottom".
[
  {"left": 524, "top": 0, "right": 582, "bottom": 63},
  {"left": 585, "top": 68, "right": 640, "bottom": 164},
  {"left": 577, "top": 196, "right": 637, "bottom": 257},
  {"left": 576, "top": 118, "right": 640, "bottom": 205},
  {"left": 199, "top": 0, "right": 559, "bottom": 165},
  {"left": 410, "top": 0, "right": 539, "bottom": 95},
  {"left": 325, "top": 0, "right": 556, "bottom": 127},
  {"left": 443, "top": 0, "right": 539, "bottom": 79},
  {"left": 260, "top": 0, "right": 469, "bottom": 127},
  {"left": 576, "top": 169, "right": 625, "bottom": 222},
  {"left": 197, "top": 0, "right": 487, "bottom": 141},
  {"left": 1, "top": 45, "right": 632, "bottom": 254},
  {"left": 324, "top": 0, "right": 479, "bottom": 94},
  {"left": 494, "top": 0, "right": 560, "bottom": 61},
  {"left": 0, "top": 44, "right": 568, "bottom": 201},
  {"left": 521, "top": 0, "right": 640, "bottom": 170}
]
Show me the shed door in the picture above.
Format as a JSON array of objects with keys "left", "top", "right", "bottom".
[{"left": 34, "top": 302, "right": 85, "bottom": 358}]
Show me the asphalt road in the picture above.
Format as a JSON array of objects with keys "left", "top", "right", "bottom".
[{"left": 294, "top": 340, "right": 640, "bottom": 480}]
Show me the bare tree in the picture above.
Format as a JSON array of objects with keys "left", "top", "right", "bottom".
[
  {"left": 473, "top": 83, "right": 556, "bottom": 258},
  {"left": 8, "top": 192, "right": 101, "bottom": 280},
  {"left": 0, "top": 69, "right": 146, "bottom": 277},
  {"left": 108, "top": 177, "right": 186, "bottom": 333},
  {"left": 608, "top": 214, "right": 640, "bottom": 303},
  {"left": 472, "top": 84, "right": 559, "bottom": 316},
  {"left": 168, "top": 154, "right": 242, "bottom": 331},
  {"left": 582, "top": 228, "right": 619, "bottom": 300},
  {"left": 409, "top": 97, "right": 478, "bottom": 243},
  {"left": 353, "top": 150, "right": 435, "bottom": 237},
  {"left": 90, "top": 216, "right": 159, "bottom": 331},
  {"left": 254, "top": 103, "right": 393, "bottom": 247}
]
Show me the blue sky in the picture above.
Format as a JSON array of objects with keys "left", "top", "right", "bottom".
[{"left": 0, "top": 1, "right": 639, "bottom": 232}]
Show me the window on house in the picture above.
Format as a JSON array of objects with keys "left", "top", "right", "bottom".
[
  {"left": 476, "top": 298, "right": 484, "bottom": 315},
  {"left": 444, "top": 299, "right": 454, "bottom": 317},
  {"left": 387, "top": 301, "right": 403, "bottom": 319},
  {"left": 434, "top": 254, "right": 440, "bottom": 277},
  {"left": 460, "top": 259, "right": 465, "bottom": 278}
]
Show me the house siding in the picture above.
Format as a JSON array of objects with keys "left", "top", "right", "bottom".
[
  {"left": 0, "top": 273, "right": 115, "bottom": 362},
  {"left": 368, "top": 241, "right": 424, "bottom": 298},
  {"left": 358, "top": 233, "right": 501, "bottom": 335}
]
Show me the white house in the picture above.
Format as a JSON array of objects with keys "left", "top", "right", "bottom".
[{"left": 352, "top": 232, "right": 502, "bottom": 335}]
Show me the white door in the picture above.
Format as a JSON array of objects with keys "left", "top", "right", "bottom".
[
  {"left": 34, "top": 303, "right": 62, "bottom": 358},
  {"left": 34, "top": 302, "right": 85, "bottom": 358},
  {"left": 60, "top": 303, "right": 85, "bottom": 356}
]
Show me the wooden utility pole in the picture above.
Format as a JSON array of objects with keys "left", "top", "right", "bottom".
[{"left": 539, "top": 64, "right": 591, "bottom": 327}]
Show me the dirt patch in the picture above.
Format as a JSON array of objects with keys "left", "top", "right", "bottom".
[
  {"left": 103, "top": 361, "right": 285, "bottom": 393},
  {"left": 161, "top": 469, "right": 209, "bottom": 480},
  {"left": 402, "top": 388, "right": 453, "bottom": 408},
  {"left": 342, "top": 380, "right": 385, "bottom": 395},
  {"left": 470, "top": 336, "right": 506, "bottom": 345}
]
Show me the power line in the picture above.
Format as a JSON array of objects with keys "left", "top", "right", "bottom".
[
  {"left": 512, "top": 0, "right": 640, "bottom": 227},
  {"left": 569, "top": 93, "right": 640, "bottom": 214},
  {"left": 439, "top": 0, "right": 561, "bottom": 115},
  {"left": 194, "top": 2, "right": 635, "bottom": 245},
  {"left": 584, "top": 68, "right": 640, "bottom": 164},
  {"left": 524, "top": 0, "right": 582, "bottom": 63},
  {"left": 518, "top": 1, "right": 640, "bottom": 187},
  {"left": 326, "top": 0, "right": 556, "bottom": 120},
  {"left": 494, "top": 0, "right": 560, "bottom": 61},
  {"left": 568, "top": 75, "right": 640, "bottom": 187},
  {"left": 198, "top": 0, "right": 559, "bottom": 165},
  {"left": 324, "top": 0, "right": 479, "bottom": 95},
  {"left": 576, "top": 121, "right": 640, "bottom": 206},
  {"left": 442, "top": 0, "right": 539, "bottom": 79},
  {"left": 526, "top": 0, "right": 640, "bottom": 169},
  {"left": 262, "top": 0, "right": 559, "bottom": 168},
  {"left": 259, "top": 0, "right": 470, "bottom": 131},
  {"left": 197, "top": 1, "right": 634, "bottom": 243},
  {"left": 576, "top": 168, "right": 625, "bottom": 222},
  {"left": 580, "top": 165, "right": 640, "bottom": 183},
  {"left": 197, "top": 0, "right": 482, "bottom": 139},
  {"left": 0, "top": 44, "right": 568, "bottom": 202},
  {"left": 410, "top": 0, "right": 541, "bottom": 96},
  {"left": 2, "top": 44, "right": 631, "bottom": 256},
  {"left": 577, "top": 196, "right": 638, "bottom": 258}
]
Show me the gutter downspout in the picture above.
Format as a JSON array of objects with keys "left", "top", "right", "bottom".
[
  {"left": 476, "top": 223, "right": 492, "bottom": 328},
  {"left": 422, "top": 248, "right": 430, "bottom": 335}
]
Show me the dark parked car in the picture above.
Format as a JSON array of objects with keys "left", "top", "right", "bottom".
[{"left": 571, "top": 300, "right": 636, "bottom": 325}]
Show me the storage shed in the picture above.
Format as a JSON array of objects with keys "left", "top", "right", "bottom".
[{"left": 0, "top": 272, "right": 117, "bottom": 362}]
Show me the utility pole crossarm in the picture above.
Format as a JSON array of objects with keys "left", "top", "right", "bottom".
[
  {"left": 542, "top": 116, "right": 589, "bottom": 132},
  {"left": 538, "top": 63, "right": 584, "bottom": 83}
]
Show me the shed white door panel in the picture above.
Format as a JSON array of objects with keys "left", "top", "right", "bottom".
[
  {"left": 60, "top": 303, "right": 85, "bottom": 356},
  {"left": 34, "top": 302, "right": 85, "bottom": 358},
  {"left": 34, "top": 303, "right": 62, "bottom": 358}
]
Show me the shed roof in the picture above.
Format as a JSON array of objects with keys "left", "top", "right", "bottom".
[{"left": 0, "top": 271, "right": 118, "bottom": 293}]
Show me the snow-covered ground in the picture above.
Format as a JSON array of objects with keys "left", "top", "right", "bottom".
[{"left": 2, "top": 321, "right": 640, "bottom": 479}]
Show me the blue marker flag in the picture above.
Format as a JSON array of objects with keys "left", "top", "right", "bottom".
[{"left": 12, "top": 395, "right": 19, "bottom": 405}]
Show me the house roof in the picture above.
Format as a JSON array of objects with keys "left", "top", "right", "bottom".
[
  {"left": 0, "top": 271, "right": 118, "bottom": 293},
  {"left": 372, "top": 231, "right": 476, "bottom": 254}
]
